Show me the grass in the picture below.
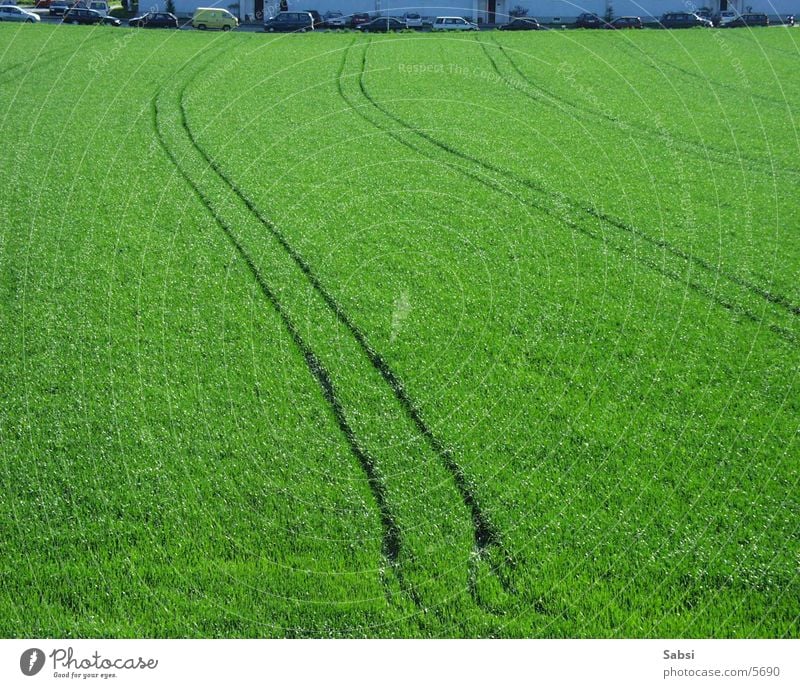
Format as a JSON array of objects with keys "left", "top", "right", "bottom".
[{"left": 1, "top": 23, "right": 798, "bottom": 638}]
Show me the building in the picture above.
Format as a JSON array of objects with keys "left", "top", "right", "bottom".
[{"left": 148, "top": 0, "right": 799, "bottom": 24}]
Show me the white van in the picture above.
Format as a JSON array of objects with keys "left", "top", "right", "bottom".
[
  {"left": 88, "top": 1, "right": 109, "bottom": 16},
  {"left": 191, "top": 7, "right": 238, "bottom": 30}
]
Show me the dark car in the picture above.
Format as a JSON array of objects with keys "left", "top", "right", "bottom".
[
  {"left": 607, "top": 16, "right": 642, "bottom": 29},
  {"left": 63, "top": 7, "right": 119, "bottom": 24},
  {"left": 304, "top": 9, "right": 323, "bottom": 28},
  {"left": 574, "top": 12, "right": 605, "bottom": 28},
  {"left": 128, "top": 11, "right": 179, "bottom": 28},
  {"left": 658, "top": 12, "right": 713, "bottom": 28},
  {"left": 726, "top": 13, "right": 769, "bottom": 27},
  {"left": 264, "top": 11, "right": 314, "bottom": 31},
  {"left": 49, "top": 0, "right": 72, "bottom": 15},
  {"left": 499, "top": 17, "right": 542, "bottom": 30},
  {"left": 358, "top": 16, "right": 405, "bottom": 31},
  {"left": 349, "top": 12, "right": 370, "bottom": 28}
]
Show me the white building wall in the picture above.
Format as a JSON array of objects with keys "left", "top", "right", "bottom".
[
  {"left": 145, "top": 0, "right": 799, "bottom": 20},
  {"left": 498, "top": 0, "right": 798, "bottom": 19}
]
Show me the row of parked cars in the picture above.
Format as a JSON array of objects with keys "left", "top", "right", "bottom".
[
  {"left": 264, "top": 11, "right": 468, "bottom": 32},
  {"left": 263, "top": 10, "right": 791, "bottom": 32},
  {"left": 575, "top": 10, "right": 790, "bottom": 29},
  {"left": 1, "top": 4, "right": 793, "bottom": 31},
  {"left": 264, "top": 9, "right": 793, "bottom": 32}
]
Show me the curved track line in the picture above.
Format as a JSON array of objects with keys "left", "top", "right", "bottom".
[
  {"left": 614, "top": 35, "right": 795, "bottom": 110},
  {"left": 483, "top": 36, "right": 799, "bottom": 180},
  {"left": 721, "top": 29, "right": 800, "bottom": 58},
  {"left": 151, "top": 80, "right": 412, "bottom": 604},
  {"left": 180, "top": 39, "right": 514, "bottom": 589},
  {"left": 479, "top": 37, "right": 800, "bottom": 318},
  {"left": 0, "top": 33, "right": 115, "bottom": 88},
  {"left": 345, "top": 41, "right": 797, "bottom": 345}
]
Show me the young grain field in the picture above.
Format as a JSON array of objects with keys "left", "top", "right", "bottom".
[{"left": 0, "top": 23, "right": 798, "bottom": 637}]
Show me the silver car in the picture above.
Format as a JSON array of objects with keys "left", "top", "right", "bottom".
[
  {"left": 432, "top": 16, "right": 478, "bottom": 31},
  {"left": 0, "top": 4, "right": 41, "bottom": 21},
  {"left": 404, "top": 12, "right": 423, "bottom": 28},
  {"left": 323, "top": 10, "right": 346, "bottom": 27}
]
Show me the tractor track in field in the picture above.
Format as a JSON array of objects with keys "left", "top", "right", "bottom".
[
  {"left": 479, "top": 37, "right": 800, "bottom": 318},
  {"left": 0, "top": 33, "right": 113, "bottom": 88},
  {"left": 151, "top": 73, "right": 422, "bottom": 610},
  {"left": 721, "top": 30, "right": 800, "bottom": 59},
  {"left": 481, "top": 36, "right": 800, "bottom": 180},
  {"left": 176, "top": 42, "right": 517, "bottom": 606},
  {"left": 343, "top": 39, "right": 798, "bottom": 346},
  {"left": 613, "top": 36, "right": 796, "bottom": 111},
  {"left": 333, "top": 39, "right": 519, "bottom": 597},
  {"left": 179, "top": 93, "right": 498, "bottom": 560},
  {"left": 156, "top": 45, "right": 512, "bottom": 615}
]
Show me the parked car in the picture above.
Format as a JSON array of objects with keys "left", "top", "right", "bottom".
[
  {"left": 713, "top": 10, "right": 740, "bottom": 26},
  {"left": 658, "top": 12, "right": 713, "bottom": 28},
  {"left": 785, "top": 15, "right": 795, "bottom": 26},
  {"left": 358, "top": 15, "right": 405, "bottom": 32},
  {"left": 191, "top": 7, "right": 238, "bottom": 30},
  {"left": 48, "top": 0, "right": 72, "bottom": 15},
  {"left": 432, "top": 16, "right": 478, "bottom": 31},
  {"left": 725, "top": 13, "right": 769, "bottom": 27},
  {"left": 607, "top": 16, "right": 642, "bottom": 29},
  {"left": 498, "top": 16, "right": 542, "bottom": 30},
  {"left": 574, "top": 12, "right": 605, "bottom": 28},
  {"left": 87, "top": 0, "right": 108, "bottom": 16},
  {"left": 349, "top": 12, "right": 370, "bottom": 28},
  {"left": 264, "top": 11, "right": 314, "bottom": 32},
  {"left": 0, "top": 4, "right": 40, "bottom": 21},
  {"left": 322, "top": 10, "right": 346, "bottom": 27},
  {"left": 65, "top": 7, "right": 119, "bottom": 25},
  {"left": 304, "top": 9, "right": 323, "bottom": 28},
  {"left": 128, "top": 11, "right": 179, "bottom": 28},
  {"left": 404, "top": 11, "right": 422, "bottom": 28}
]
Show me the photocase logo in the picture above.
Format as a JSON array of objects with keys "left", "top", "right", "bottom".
[{"left": 20, "top": 648, "right": 45, "bottom": 676}]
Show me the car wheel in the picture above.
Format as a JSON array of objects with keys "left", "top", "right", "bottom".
[
  {"left": 27, "top": 17, "right": 36, "bottom": 22},
  {"left": 222, "top": 24, "right": 230, "bottom": 31},
  {"left": 137, "top": 20, "right": 144, "bottom": 27},
  {"left": 197, "top": 23, "right": 206, "bottom": 29}
]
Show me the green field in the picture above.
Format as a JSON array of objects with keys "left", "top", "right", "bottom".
[{"left": 1, "top": 23, "right": 798, "bottom": 638}]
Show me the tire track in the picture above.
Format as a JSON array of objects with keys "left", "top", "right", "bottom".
[
  {"left": 184, "top": 66, "right": 500, "bottom": 555},
  {"left": 151, "top": 73, "right": 416, "bottom": 609},
  {"left": 343, "top": 40, "right": 797, "bottom": 345},
  {"left": 722, "top": 30, "right": 800, "bottom": 58},
  {"left": 179, "top": 38, "right": 516, "bottom": 600},
  {"left": 479, "top": 37, "right": 800, "bottom": 318},
  {"left": 0, "top": 33, "right": 114, "bottom": 88},
  {"left": 483, "top": 36, "right": 799, "bottom": 180},
  {"left": 614, "top": 35, "right": 794, "bottom": 110},
  {"left": 337, "top": 42, "right": 522, "bottom": 596},
  {"left": 155, "top": 47, "right": 506, "bottom": 616}
]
